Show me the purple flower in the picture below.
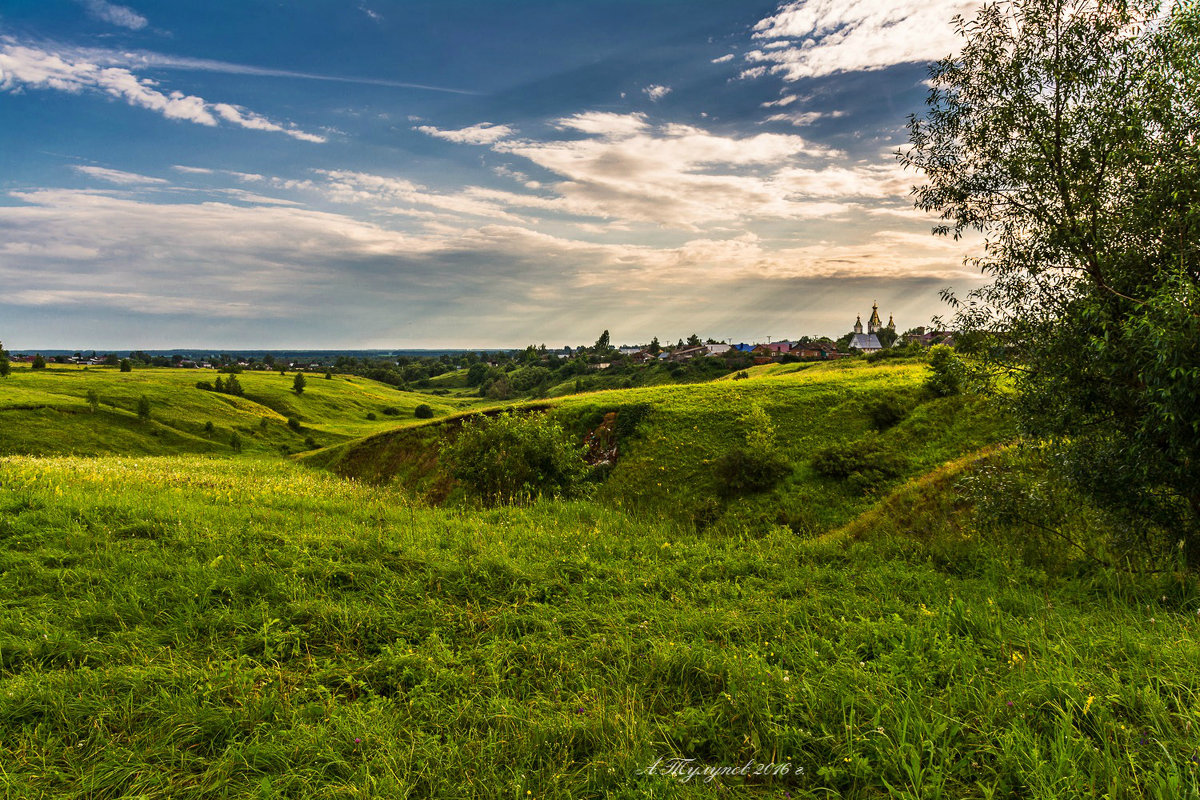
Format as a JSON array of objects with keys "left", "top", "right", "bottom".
[
  {"left": 1006, "top": 701, "right": 1013, "bottom": 707},
  {"left": 354, "top": 737, "right": 362, "bottom": 744}
]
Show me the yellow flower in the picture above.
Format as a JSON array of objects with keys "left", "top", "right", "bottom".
[{"left": 1083, "top": 695, "right": 1095, "bottom": 714}]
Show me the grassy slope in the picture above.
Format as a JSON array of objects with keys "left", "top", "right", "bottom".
[
  {"left": 305, "top": 360, "right": 1010, "bottom": 533},
  {"left": 2, "top": 455, "right": 1198, "bottom": 798},
  {"left": 0, "top": 366, "right": 469, "bottom": 456}
]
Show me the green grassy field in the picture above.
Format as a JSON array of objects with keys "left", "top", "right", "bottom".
[
  {"left": 1, "top": 359, "right": 1197, "bottom": 798},
  {"left": 0, "top": 365, "right": 474, "bottom": 456}
]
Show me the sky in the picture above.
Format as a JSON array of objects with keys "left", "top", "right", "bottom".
[{"left": 0, "top": 0, "right": 984, "bottom": 349}]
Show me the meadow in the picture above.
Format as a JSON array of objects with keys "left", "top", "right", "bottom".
[{"left": 1, "top": 359, "right": 1198, "bottom": 798}]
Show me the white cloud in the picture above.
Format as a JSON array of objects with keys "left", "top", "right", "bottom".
[
  {"left": 0, "top": 39, "right": 325, "bottom": 141},
  {"left": 489, "top": 114, "right": 846, "bottom": 228},
  {"left": 171, "top": 165, "right": 215, "bottom": 175},
  {"left": 643, "top": 84, "right": 672, "bottom": 101},
  {"left": 711, "top": 54, "right": 735, "bottom": 64},
  {"left": 415, "top": 122, "right": 514, "bottom": 145},
  {"left": 746, "top": 0, "right": 978, "bottom": 80},
  {"left": 78, "top": 0, "right": 147, "bottom": 30},
  {"left": 74, "top": 166, "right": 167, "bottom": 185},
  {"left": 555, "top": 111, "right": 649, "bottom": 138}
]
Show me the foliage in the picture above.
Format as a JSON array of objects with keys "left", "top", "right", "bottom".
[
  {"left": 31, "top": 354, "right": 46, "bottom": 370},
  {"left": 904, "top": 0, "right": 1200, "bottom": 564},
  {"left": 292, "top": 372, "right": 306, "bottom": 395},
  {"left": 713, "top": 404, "right": 790, "bottom": 497},
  {"left": 0, "top": 341, "right": 9, "bottom": 378},
  {"left": 813, "top": 432, "right": 907, "bottom": 494},
  {"left": 118, "top": 359, "right": 132, "bottom": 372},
  {"left": 135, "top": 395, "right": 151, "bottom": 420},
  {"left": 229, "top": 431, "right": 242, "bottom": 453},
  {"left": 414, "top": 403, "right": 434, "bottom": 419},
  {"left": 925, "top": 345, "right": 963, "bottom": 397},
  {"left": 867, "top": 394, "right": 910, "bottom": 430},
  {"left": 85, "top": 390, "right": 99, "bottom": 414},
  {"left": 440, "top": 412, "right": 589, "bottom": 505},
  {"left": 287, "top": 417, "right": 302, "bottom": 432},
  {"left": 381, "top": 406, "right": 401, "bottom": 416}
]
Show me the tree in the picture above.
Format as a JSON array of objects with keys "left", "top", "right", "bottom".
[
  {"left": 647, "top": 337, "right": 661, "bottom": 356},
  {"left": 414, "top": 403, "right": 434, "bottom": 419},
  {"left": 119, "top": 359, "right": 132, "bottom": 372},
  {"left": 230, "top": 432, "right": 243, "bottom": 453},
  {"left": 31, "top": 354, "right": 46, "bottom": 370},
  {"left": 0, "top": 341, "right": 9, "bottom": 378},
  {"left": 594, "top": 329, "right": 611, "bottom": 353},
  {"left": 136, "top": 394, "right": 151, "bottom": 420},
  {"left": 86, "top": 389, "right": 99, "bottom": 413},
  {"left": 686, "top": 333, "right": 702, "bottom": 347},
  {"left": 903, "top": 0, "right": 1200, "bottom": 563},
  {"left": 293, "top": 372, "right": 306, "bottom": 395}
]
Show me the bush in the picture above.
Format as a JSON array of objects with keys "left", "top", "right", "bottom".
[
  {"left": 414, "top": 404, "right": 434, "bottom": 419},
  {"left": 867, "top": 395, "right": 910, "bottom": 430},
  {"left": 812, "top": 432, "right": 908, "bottom": 493},
  {"left": 195, "top": 380, "right": 214, "bottom": 391},
  {"left": 136, "top": 395, "right": 151, "bottom": 420},
  {"left": 440, "top": 412, "right": 589, "bottom": 505},
  {"left": 304, "top": 436, "right": 317, "bottom": 449},
  {"left": 204, "top": 421, "right": 215, "bottom": 435},
  {"left": 926, "top": 345, "right": 963, "bottom": 397},
  {"left": 230, "top": 432, "right": 243, "bottom": 453},
  {"left": 381, "top": 406, "right": 401, "bottom": 416},
  {"left": 293, "top": 372, "right": 306, "bottom": 395},
  {"left": 119, "top": 359, "right": 132, "bottom": 372},
  {"left": 366, "top": 412, "right": 377, "bottom": 421},
  {"left": 287, "top": 417, "right": 302, "bottom": 432},
  {"left": 713, "top": 404, "right": 791, "bottom": 497}
]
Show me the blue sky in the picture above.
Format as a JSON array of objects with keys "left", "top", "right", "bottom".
[{"left": 0, "top": 0, "right": 982, "bottom": 349}]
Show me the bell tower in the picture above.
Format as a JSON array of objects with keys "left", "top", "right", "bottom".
[{"left": 868, "top": 302, "right": 882, "bottom": 335}]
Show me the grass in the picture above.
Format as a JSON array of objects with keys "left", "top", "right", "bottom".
[
  {"left": 2, "top": 454, "right": 1199, "bottom": 798},
  {"left": 0, "top": 365, "right": 472, "bottom": 456},
  {"left": 1, "top": 358, "right": 1197, "bottom": 797}
]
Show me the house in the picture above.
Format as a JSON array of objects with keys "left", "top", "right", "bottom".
[
  {"left": 704, "top": 343, "right": 731, "bottom": 356},
  {"left": 792, "top": 341, "right": 839, "bottom": 359},
  {"left": 668, "top": 346, "right": 707, "bottom": 362},
  {"left": 761, "top": 341, "right": 792, "bottom": 355},
  {"left": 731, "top": 343, "right": 756, "bottom": 353},
  {"left": 630, "top": 350, "right": 656, "bottom": 364},
  {"left": 617, "top": 347, "right": 643, "bottom": 356}
]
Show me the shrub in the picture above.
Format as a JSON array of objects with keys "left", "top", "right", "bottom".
[
  {"left": 733, "top": 370, "right": 749, "bottom": 380},
  {"left": 414, "top": 404, "right": 434, "bottom": 419},
  {"left": 366, "top": 412, "right": 377, "bottom": 421},
  {"left": 136, "top": 395, "right": 151, "bottom": 420},
  {"left": 926, "top": 345, "right": 963, "bottom": 397},
  {"left": 381, "top": 406, "right": 401, "bottom": 416},
  {"left": 440, "top": 412, "right": 589, "bottom": 505},
  {"left": 713, "top": 404, "right": 791, "bottom": 497},
  {"left": 287, "top": 417, "right": 302, "bottom": 432},
  {"left": 204, "top": 421, "right": 215, "bottom": 434},
  {"left": 867, "top": 395, "right": 910, "bottom": 430},
  {"left": 230, "top": 432, "right": 243, "bottom": 453},
  {"left": 119, "top": 359, "right": 132, "bottom": 372},
  {"left": 812, "top": 432, "right": 908, "bottom": 493},
  {"left": 293, "top": 372, "right": 307, "bottom": 395},
  {"left": 195, "top": 380, "right": 214, "bottom": 391},
  {"left": 304, "top": 436, "right": 317, "bottom": 449},
  {"left": 31, "top": 354, "right": 46, "bottom": 370},
  {"left": 86, "top": 390, "right": 99, "bottom": 414}
]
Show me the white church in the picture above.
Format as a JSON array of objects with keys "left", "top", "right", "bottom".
[{"left": 848, "top": 302, "right": 895, "bottom": 352}]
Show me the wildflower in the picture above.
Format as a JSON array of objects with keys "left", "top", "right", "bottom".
[
  {"left": 354, "top": 737, "right": 361, "bottom": 743},
  {"left": 1083, "top": 695, "right": 1094, "bottom": 714},
  {"left": 1006, "top": 701, "right": 1014, "bottom": 707},
  {"left": 844, "top": 756, "right": 852, "bottom": 762}
]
